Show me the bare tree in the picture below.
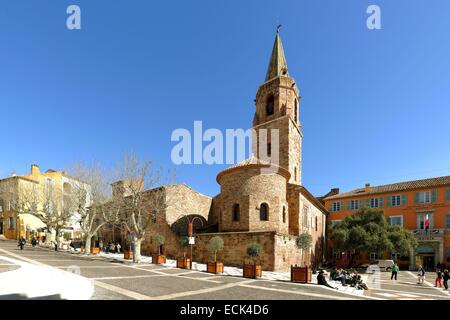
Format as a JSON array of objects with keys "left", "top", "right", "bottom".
[
  {"left": 114, "top": 152, "right": 174, "bottom": 262},
  {"left": 68, "top": 163, "right": 121, "bottom": 254}
]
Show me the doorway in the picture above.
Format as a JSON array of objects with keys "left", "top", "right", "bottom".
[
  {"left": 0, "top": 219, "right": 3, "bottom": 234},
  {"left": 416, "top": 254, "right": 435, "bottom": 271}
]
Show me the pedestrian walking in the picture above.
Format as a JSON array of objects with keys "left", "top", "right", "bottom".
[
  {"left": 443, "top": 269, "right": 449, "bottom": 290},
  {"left": 435, "top": 268, "right": 443, "bottom": 288},
  {"left": 391, "top": 262, "right": 399, "bottom": 281},
  {"left": 17, "top": 237, "right": 25, "bottom": 250},
  {"left": 417, "top": 265, "right": 425, "bottom": 284},
  {"left": 31, "top": 237, "right": 37, "bottom": 248},
  {"left": 116, "top": 243, "right": 121, "bottom": 253}
]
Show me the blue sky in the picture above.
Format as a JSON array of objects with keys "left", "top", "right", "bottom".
[{"left": 0, "top": 0, "right": 449, "bottom": 197}]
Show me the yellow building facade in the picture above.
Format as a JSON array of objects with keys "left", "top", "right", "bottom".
[{"left": 0, "top": 164, "right": 79, "bottom": 240}]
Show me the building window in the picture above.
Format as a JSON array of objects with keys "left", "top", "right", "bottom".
[
  {"left": 390, "top": 195, "right": 401, "bottom": 207},
  {"left": 232, "top": 204, "right": 240, "bottom": 222},
  {"left": 282, "top": 206, "right": 286, "bottom": 223},
  {"left": 370, "top": 198, "right": 378, "bottom": 208},
  {"left": 347, "top": 199, "right": 360, "bottom": 210},
  {"left": 302, "top": 206, "right": 309, "bottom": 228},
  {"left": 294, "top": 167, "right": 297, "bottom": 182},
  {"left": 8, "top": 217, "right": 14, "bottom": 229},
  {"left": 259, "top": 203, "right": 269, "bottom": 221},
  {"left": 417, "top": 212, "right": 434, "bottom": 230},
  {"left": 315, "top": 216, "right": 318, "bottom": 231},
  {"left": 415, "top": 190, "right": 437, "bottom": 204},
  {"left": 445, "top": 213, "right": 450, "bottom": 229},
  {"left": 294, "top": 99, "right": 298, "bottom": 123},
  {"left": 446, "top": 189, "right": 450, "bottom": 202},
  {"left": 267, "top": 143, "right": 271, "bottom": 157},
  {"left": 369, "top": 252, "right": 378, "bottom": 261},
  {"left": 388, "top": 215, "right": 403, "bottom": 226},
  {"left": 331, "top": 202, "right": 342, "bottom": 212},
  {"left": 266, "top": 95, "right": 274, "bottom": 116},
  {"left": 446, "top": 247, "right": 450, "bottom": 261}
]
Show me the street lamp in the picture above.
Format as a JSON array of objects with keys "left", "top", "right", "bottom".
[{"left": 184, "top": 215, "right": 204, "bottom": 269}]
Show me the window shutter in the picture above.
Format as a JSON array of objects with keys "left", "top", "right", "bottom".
[
  {"left": 446, "top": 189, "right": 450, "bottom": 202},
  {"left": 401, "top": 194, "right": 407, "bottom": 206},
  {"left": 414, "top": 192, "right": 419, "bottom": 204},
  {"left": 346, "top": 200, "right": 351, "bottom": 210},
  {"left": 387, "top": 196, "right": 391, "bottom": 207},
  {"left": 358, "top": 199, "right": 362, "bottom": 209},
  {"left": 328, "top": 203, "right": 332, "bottom": 211},
  {"left": 366, "top": 199, "right": 371, "bottom": 208},
  {"left": 340, "top": 201, "right": 344, "bottom": 211},
  {"left": 446, "top": 213, "right": 450, "bottom": 229},
  {"left": 431, "top": 190, "right": 437, "bottom": 203},
  {"left": 447, "top": 247, "right": 450, "bottom": 258},
  {"left": 379, "top": 197, "right": 384, "bottom": 208}
]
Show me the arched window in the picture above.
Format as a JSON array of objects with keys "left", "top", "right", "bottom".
[
  {"left": 266, "top": 95, "right": 274, "bottom": 116},
  {"left": 260, "top": 203, "right": 269, "bottom": 221},
  {"left": 294, "top": 99, "right": 298, "bottom": 122},
  {"left": 282, "top": 206, "right": 286, "bottom": 223},
  {"left": 232, "top": 204, "right": 240, "bottom": 222}
]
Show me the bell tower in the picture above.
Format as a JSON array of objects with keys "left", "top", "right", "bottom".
[{"left": 252, "top": 30, "right": 303, "bottom": 185}]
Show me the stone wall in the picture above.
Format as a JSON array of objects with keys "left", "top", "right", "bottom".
[
  {"left": 191, "top": 231, "right": 276, "bottom": 270},
  {"left": 217, "top": 166, "right": 289, "bottom": 234}
]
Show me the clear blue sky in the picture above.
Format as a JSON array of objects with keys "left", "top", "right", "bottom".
[{"left": 1, "top": 0, "right": 449, "bottom": 197}]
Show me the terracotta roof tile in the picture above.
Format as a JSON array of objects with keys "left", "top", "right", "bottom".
[{"left": 324, "top": 175, "right": 450, "bottom": 200}]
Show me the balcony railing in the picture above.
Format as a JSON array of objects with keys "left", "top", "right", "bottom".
[{"left": 412, "top": 229, "right": 444, "bottom": 237}]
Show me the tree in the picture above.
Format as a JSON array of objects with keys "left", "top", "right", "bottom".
[
  {"left": 246, "top": 243, "right": 262, "bottom": 263},
  {"left": 113, "top": 152, "right": 174, "bottom": 263},
  {"left": 68, "top": 163, "right": 121, "bottom": 254},
  {"left": 154, "top": 234, "right": 165, "bottom": 255},
  {"left": 208, "top": 236, "right": 224, "bottom": 263},
  {"left": 331, "top": 207, "right": 417, "bottom": 265},
  {"left": 296, "top": 233, "right": 312, "bottom": 267}
]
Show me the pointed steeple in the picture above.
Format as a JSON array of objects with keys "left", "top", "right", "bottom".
[{"left": 265, "top": 30, "right": 289, "bottom": 81}]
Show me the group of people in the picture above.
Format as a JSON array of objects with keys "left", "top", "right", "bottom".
[
  {"left": 100, "top": 240, "right": 121, "bottom": 254},
  {"left": 328, "top": 267, "right": 369, "bottom": 290},
  {"left": 17, "top": 236, "right": 38, "bottom": 250},
  {"left": 317, "top": 268, "right": 368, "bottom": 290},
  {"left": 431, "top": 266, "right": 449, "bottom": 290}
]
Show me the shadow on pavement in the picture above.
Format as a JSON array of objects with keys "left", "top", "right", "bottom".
[{"left": 0, "top": 293, "right": 63, "bottom": 300}]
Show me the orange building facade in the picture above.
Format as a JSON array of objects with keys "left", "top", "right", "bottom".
[{"left": 323, "top": 176, "right": 450, "bottom": 270}]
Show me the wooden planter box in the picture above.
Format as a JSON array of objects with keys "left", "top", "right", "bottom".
[
  {"left": 90, "top": 247, "right": 100, "bottom": 254},
  {"left": 243, "top": 263, "right": 262, "bottom": 279},
  {"left": 207, "top": 262, "right": 224, "bottom": 274},
  {"left": 152, "top": 254, "right": 166, "bottom": 264},
  {"left": 177, "top": 257, "right": 191, "bottom": 269},
  {"left": 124, "top": 250, "right": 133, "bottom": 260},
  {"left": 291, "top": 266, "right": 312, "bottom": 283}
]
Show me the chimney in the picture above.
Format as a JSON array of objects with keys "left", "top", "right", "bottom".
[
  {"left": 330, "top": 188, "right": 340, "bottom": 196},
  {"left": 365, "top": 183, "right": 371, "bottom": 192},
  {"left": 31, "top": 164, "right": 40, "bottom": 176}
]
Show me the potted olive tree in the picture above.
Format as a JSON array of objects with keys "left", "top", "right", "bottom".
[
  {"left": 291, "top": 233, "right": 313, "bottom": 283},
  {"left": 243, "top": 243, "right": 262, "bottom": 279},
  {"left": 152, "top": 234, "right": 166, "bottom": 264},
  {"left": 177, "top": 236, "right": 191, "bottom": 269},
  {"left": 207, "top": 236, "right": 224, "bottom": 274},
  {"left": 123, "top": 234, "right": 133, "bottom": 260},
  {"left": 90, "top": 234, "right": 100, "bottom": 254}
]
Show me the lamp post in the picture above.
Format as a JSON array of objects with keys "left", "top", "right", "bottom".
[{"left": 185, "top": 215, "right": 204, "bottom": 269}]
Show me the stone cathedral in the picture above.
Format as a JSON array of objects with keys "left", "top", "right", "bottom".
[{"left": 107, "top": 31, "right": 328, "bottom": 272}]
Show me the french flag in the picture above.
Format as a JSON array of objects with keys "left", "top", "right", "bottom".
[{"left": 425, "top": 214, "right": 430, "bottom": 232}]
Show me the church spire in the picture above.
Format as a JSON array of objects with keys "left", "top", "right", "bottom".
[{"left": 265, "top": 29, "right": 289, "bottom": 81}]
